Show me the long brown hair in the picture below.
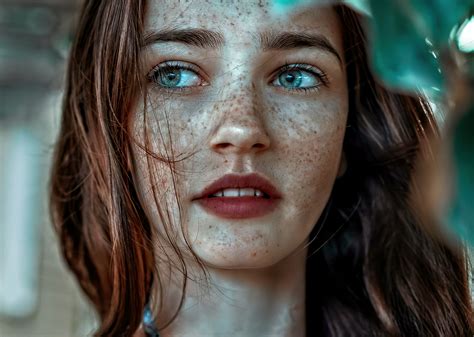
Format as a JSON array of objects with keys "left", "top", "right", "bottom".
[{"left": 50, "top": 1, "right": 473, "bottom": 336}]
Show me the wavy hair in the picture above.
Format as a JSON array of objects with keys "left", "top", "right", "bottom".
[{"left": 49, "top": 1, "right": 473, "bottom": 336}]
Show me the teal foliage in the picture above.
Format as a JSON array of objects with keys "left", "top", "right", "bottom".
[
  {"left": 274, "top": 0, "right": 302, "bottom": 4},
  {"left": 407, "top": 0, "right": 472, "bottom": 45},
  {"left": 363, "top": 0, "right": 473, "bottom": 245},
  {"left": 366, "top": 0, "right": 471, "bottom": 93},
  {"left": 447, "top": 105, "right": 474, "bottom": 245},
  {"left": 367, "top": 0, "right": 443, "bottom": 94}
]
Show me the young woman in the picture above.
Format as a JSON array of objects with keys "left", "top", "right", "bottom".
[{"left": 50, "top": 1, "right": 473, "bottom": 336}]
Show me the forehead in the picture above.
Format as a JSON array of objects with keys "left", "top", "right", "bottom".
[{"left": 145, "top": 0, "right": 343, "bottom": 51}]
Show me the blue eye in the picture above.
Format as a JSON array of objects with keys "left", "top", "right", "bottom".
[
  {"left": 272, "top": 64, "right": 327, "bottom": 91},
  {"left": 149, "top": 62, "right": 205, "bottom": 89}
]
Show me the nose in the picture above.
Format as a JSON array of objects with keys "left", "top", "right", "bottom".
[{"left": 209, "top": 90, "right": 271, "bottom": 156}]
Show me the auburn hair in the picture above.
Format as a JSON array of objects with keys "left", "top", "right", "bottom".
[{"left": 50, "top": 1, "right": 473, "bottom": 336}]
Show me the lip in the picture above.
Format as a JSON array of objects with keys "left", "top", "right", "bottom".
[{"left": 192, "top": 173, "right": 282, "bottom": 219}]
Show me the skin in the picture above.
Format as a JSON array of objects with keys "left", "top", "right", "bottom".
[{"left": 131, "top": 1, "right": 348, "bottom": 336}]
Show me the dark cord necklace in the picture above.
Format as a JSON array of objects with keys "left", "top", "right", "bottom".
[{"left": 143, "top": 303, "right": 160, "bottom": 337}]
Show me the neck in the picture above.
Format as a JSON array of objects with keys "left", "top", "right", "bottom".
[{"left": 153, "top": 247, "right": 308, "bottom": 337}]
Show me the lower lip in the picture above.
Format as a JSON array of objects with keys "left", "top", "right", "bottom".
[{"left": 196, "top": 196, "right": 280, "bottom": 219}]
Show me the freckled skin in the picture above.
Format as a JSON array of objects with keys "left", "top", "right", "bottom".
[
  {"left": 133, "top": 0, "right": 347, "bottom": 267},
  {"left": 131, "top": 1, "right": 348, "bottom": 335}
]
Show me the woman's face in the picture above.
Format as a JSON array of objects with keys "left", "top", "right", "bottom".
[{"left": 132, "top": 1, "right": 348, "bottom": 269}]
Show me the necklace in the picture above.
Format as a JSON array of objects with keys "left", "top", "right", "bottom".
[{"left": 143, "top": 303, "right": 160, "bottom": 337}]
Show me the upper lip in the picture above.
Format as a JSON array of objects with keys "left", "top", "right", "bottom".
[{"left": 193, "top": 173, "right": 282, "bottom": 200}]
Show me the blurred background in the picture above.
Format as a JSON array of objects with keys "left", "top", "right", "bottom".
[{"left": 0, "top": 0, "right": 97, "bottom": 336}]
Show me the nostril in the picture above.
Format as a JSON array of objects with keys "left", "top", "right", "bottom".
[
  {"left": 253, "top": 143, "right": 266, "bottom": 149},
  {"left": 215, "top": 143, "right": 232, "bottom": 149},
  {"left": 214, "top": 142, "right": 266, "bottom": 152},
  {"left": 210, "top": 130, "right": 271, "bottom": 154}
]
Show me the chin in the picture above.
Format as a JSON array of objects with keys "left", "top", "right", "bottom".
[
  {"left": 183, "top": 213, "right": 314, "bottom": 270},
  {"left": 191, "top": 241, "right": 296, "bottom": 270}
]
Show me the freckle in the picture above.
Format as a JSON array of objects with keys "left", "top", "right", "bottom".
[
  {"left": 208, "top": 225, "right": 213, "bottom": 229},
  {"left": 251, "top": 252, "right": 257, "bottom": 257}
]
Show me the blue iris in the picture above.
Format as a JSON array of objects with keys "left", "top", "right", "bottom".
[
  {"left": 278, "top": 69, "right": 304, "bottom": 88},
  {"left": 159, "top": 69, "right": 181, "bottom": 87}
]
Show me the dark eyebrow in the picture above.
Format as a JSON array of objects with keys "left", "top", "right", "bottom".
[
  {"left": 143, "top": 28, "right": 225, "bottom": 49},
  {"left": 143, "top": 28, "right": 342, "bottom": 66},
  {"left": 260, "top": 31, "right": 342, "bottom": 65}
]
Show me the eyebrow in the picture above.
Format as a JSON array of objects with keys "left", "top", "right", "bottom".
[
  {"left": 259, "top": 31, "right": 342, "bottom": 65},
  {"left": 143, "top": 28, "right": 225, "bottom": 49},
  {"left": 143, "top": 28, "right": 342, "bottom": 65}
]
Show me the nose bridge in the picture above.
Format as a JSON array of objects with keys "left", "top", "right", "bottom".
[
  {"left": 209, "top": 78, "right": 270, "bottom": 155},
  {"left": 220, "top": 80, "right": 259, "bottom": 122},
  {"left": 216, "top": 47, "right": 260, "bottom": 118}
]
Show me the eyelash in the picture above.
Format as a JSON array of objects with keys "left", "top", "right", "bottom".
[{"left": 146, "top": 60, "right": 330, "bottom": 94}]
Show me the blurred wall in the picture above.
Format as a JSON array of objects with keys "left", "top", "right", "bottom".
[{"left": 0, "top": 0, "right": 97, "bottom": 336}]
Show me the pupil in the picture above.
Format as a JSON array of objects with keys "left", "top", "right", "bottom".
[
  {"left": 280, "top": 70, "right": 302, "bottom": 88},
  {"left": 160, "top": 70, "right": 181, "bottom": 87},
  {"left": 285, "top": 73, "right": 296, "bottom": 83}
]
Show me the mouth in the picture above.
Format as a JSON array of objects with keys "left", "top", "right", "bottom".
[
  {"left": 206, "top": 188, "right": 271, "bottom": 198},
  {"left": 193, "top": 173, "right": 282, "bottom": 219}
]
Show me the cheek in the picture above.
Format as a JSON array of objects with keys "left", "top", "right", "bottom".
[
  {"left": 131, "top": 149, "right": 178, "bottom": 223},
  {"left": 271, "top": 97, "right": 347, "bottom": 159},
  {"left": 270, "top": 97, "right": 348, "bottom": 205},
  {"left": 132, "top": 96, "right": 205, "bottom": 158},
  {"left": 130, "top": 102, "right": 191, "bottom": 241},
  {"left": 291, "top": 129, "right": 344, "bottom": 210}
]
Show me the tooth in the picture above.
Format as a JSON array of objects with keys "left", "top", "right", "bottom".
[
  {"left": 239, "top": 188, "right": 255, "bottom": 197},
  {"left": 223, "top": 188, "right": 239, "bottom": 197},
  {"left": 255, "top": 190, "right": 264, "bottom": 197},
  {"left": 211, "top": 190, "right": 223, "bottom": 197}
]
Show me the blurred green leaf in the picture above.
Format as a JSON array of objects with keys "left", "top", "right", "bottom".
[
  {"left": 367, "top": 0, "right": 446, "bottom": 94},
  {"left": 447, "top": 105, "right": 474, "bottom": 246}
]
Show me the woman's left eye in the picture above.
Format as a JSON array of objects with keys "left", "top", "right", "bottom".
[
  {"left": 271, "top": 64, "right": 328, "bottom": 92},
  {"left": 148, "top": 61, "right": 206, "bottom": 90}
]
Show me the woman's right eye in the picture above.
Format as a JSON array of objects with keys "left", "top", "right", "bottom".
[{"left": 148, "top": 61, "right": 206, "bottom": 90}]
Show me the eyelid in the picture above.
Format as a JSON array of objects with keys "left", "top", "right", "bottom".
[{"left": 148, "top": 59, "right": 199, "bottom": 73}]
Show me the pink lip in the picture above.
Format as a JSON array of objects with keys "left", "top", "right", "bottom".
[{"left": 193, "top": 173, "right": 282, "bottom": 219}]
